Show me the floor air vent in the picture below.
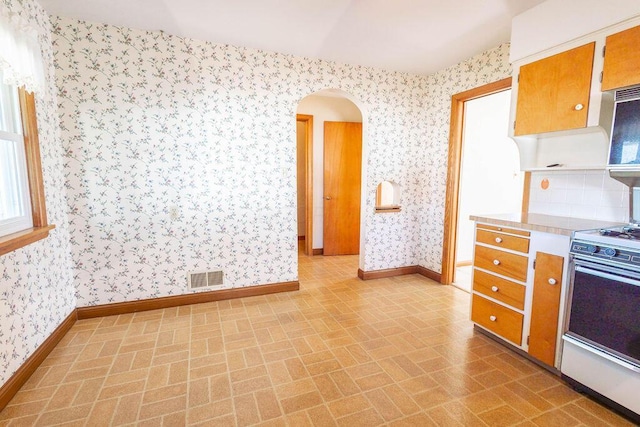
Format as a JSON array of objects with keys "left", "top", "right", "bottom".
[{"left": 188, "top": 270, "right": 224, "bottom": 290}]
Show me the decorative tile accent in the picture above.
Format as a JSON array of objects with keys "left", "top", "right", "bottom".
[{"left": 528, "top": 170, "right": 629, "bottom": 222}]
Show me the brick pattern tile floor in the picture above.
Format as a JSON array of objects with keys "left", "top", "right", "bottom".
[{"left": 0, "top": 253, "right": 635, "bottom": 426}]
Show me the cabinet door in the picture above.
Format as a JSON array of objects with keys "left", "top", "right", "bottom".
[
  {"left": 602, "top": 25, "right": 640, "bottom": 91},
  {"left": 528, "top": 252, "right": 564, "bottom": 366},
  {"left": 514, "top": 43, "right": 595, "bottom": 136}
]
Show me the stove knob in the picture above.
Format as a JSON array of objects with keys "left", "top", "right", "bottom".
[
  {"left": 603, "top": 247, "right": 617, "bottom": 257},
  {"left": 586, "top": 245, "right": 598, "bottom": 254}
]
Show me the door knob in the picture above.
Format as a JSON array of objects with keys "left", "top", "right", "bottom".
[
  {"left": 574, "top": 103, "right": 584, "bottom": 111},
  {"left": 548, "top": 278, "right": 557, "bottom": 285},
  {"left": 325, "top": 196, "right": 331, "bottom": 200}
]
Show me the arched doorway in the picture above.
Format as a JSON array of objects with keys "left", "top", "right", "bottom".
[{"left": 296, "top": 90, "right": 364, "bottom": 257}]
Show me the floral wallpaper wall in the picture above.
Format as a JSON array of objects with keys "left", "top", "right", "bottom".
[
  {"left": 53, "top": 17, "right": 433, "bottom": 306},
  {"left": 418, "top": 44, "right": 512, "bottom": 272},
  {"left": 0, "top": 0, "right": 74, "bottom": 386},
  {"left": 0, "top": 5, "right": 512, "bottom": 387}
]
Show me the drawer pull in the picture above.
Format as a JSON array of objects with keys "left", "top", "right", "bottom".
[
  {"left": 495, "top": 237, "right": 503, "bottom": 243},
  {"left": 497, "top": 227, "right": 502, "bottom": 231},
  {"left": 548, "top": 278, "right": 557, "bottom": 285},
  {"left": 493, "top": 259, "right": 500, "bottom": 266},
  {"left": 574, "top": 103, "right": 584, "bottom": 111},
  {"left": 491, "top": 286, "right": 499, "bottom": 292},
  {"left": 489, "top": 315, "right": 497, "bottom": 322}
]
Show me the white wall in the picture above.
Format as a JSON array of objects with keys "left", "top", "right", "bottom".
[
  {"left": 511, "top": 0, "right": 640, "bottom": 62},
  {"left": 296, "top": 95, "right": 363, "bottom": 249},
  {"left": 418, "top": 44, "right": 512, "bottom": 272},
  {"left": 456, "top": 90, "right": 523, "bottom": 263},
  {"left": 528, "top": 170, "right": 629, "bottom": 222}
]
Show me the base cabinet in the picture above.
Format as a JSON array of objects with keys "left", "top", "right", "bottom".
[
  {"left": 529, "top": 252, "right": 564, "bottom": 366},
  {"left": 471, "top": 223, "right": 569, "bottom": 369},
  {"left": 471, "top": 294, "right": 524, "bottom": 345}
]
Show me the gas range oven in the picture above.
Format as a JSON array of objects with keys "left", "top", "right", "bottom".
[{"left": 562, "top": 225, "right": 640, "bottom": 422}]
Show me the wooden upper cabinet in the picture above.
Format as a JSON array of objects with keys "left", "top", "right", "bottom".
[
  {"left": 602, "top": 25, "right": 640, "bottom": 91},
  {"left": 514, "top": 42, "right": 595, "bottom": 136}
]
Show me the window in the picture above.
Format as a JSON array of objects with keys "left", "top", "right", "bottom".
[
  {"left": 0, "top": 78, "right": 52, "bottom": 256},
  {"left": 0, "top": 4, "right": 51, "bottom": 256},
  {"left": 1, "top": 78, "right": 33, "bottom": 235}
]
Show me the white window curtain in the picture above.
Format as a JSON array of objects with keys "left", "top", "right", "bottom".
[{"left": 0, "top": 4, "right": 44, "bottom": 94}]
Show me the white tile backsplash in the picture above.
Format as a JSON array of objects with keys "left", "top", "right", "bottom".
[{"left": 528, "top": 170, "right": 629, "bottom": 222}]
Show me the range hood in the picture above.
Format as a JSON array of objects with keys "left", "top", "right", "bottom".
[
  {"left": 607, "top": 86, "right": 640, "bottom": 188},
  {"left": 609, "top": 168, "right": 640, "bottom": 188},
  {"left": 510, "top": 89, "right": 615, "bottom": 171}
]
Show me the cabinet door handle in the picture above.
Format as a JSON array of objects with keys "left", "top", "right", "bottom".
[
  {"left": 325, "top": 196, "right": 331, "bottom": 200},
  {"left": 489, "top": 315, "right": 497, "bottom": 322},
  {"left": 548, "top": 278, "right": 557, "bottom": 285},
  {"left": 493, "top": 259, "right": 500, "bottom": 266},
  {"left": 495, "top": 237, "right": 503, "bottom": 243},
  {"left": 491, "top": 286, "right": 499, "bottom": 292},
  {"left": 574, "top": 103, "right": 584, "bottom": 111}
]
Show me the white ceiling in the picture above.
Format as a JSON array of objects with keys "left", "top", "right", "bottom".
[{"left": 37, "top": 0, "right": 546, "bottom": 75}]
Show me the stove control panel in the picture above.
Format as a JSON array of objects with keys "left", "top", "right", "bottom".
[{"left": 571, "top": 241, "right": 635, "bottom": 264}]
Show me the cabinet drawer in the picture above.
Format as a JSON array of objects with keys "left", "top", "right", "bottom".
[
  {"left": 474, "top": 245, "right": 528, "bottom": 282},
  {"left": 476, "top": 229, "right": 530, "bottom": 254},
  {"left": 473, "top": 269, "right": 526, "bottom": 310},
  {"left": 471, "top": 294, "right": 524, "bottom": 345},
  {"left": 477, "top": 224, "right": 530, "bottom": 237}
]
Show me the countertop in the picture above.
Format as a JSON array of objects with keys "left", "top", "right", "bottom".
[{"left": 469, "top": 213, "right": 625, "bottom": 236}]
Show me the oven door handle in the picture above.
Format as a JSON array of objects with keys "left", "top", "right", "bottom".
[{"left": 575, "top": 265, "right": 640, "bottom": 287}]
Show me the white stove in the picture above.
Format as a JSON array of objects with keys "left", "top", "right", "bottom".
[
  {"left": 571, "top": 225, "right": 640, "bottom": 269},
  {"left": 562, "top": 225, "right": 640, "bottom": 423}
]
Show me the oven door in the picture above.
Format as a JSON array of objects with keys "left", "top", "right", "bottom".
[{"left": 566, "top": 257, "right": 640, "bottom": 369}]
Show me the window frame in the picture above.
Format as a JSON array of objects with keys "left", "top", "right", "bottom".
[{"left": 0, "top": 87, "right": 54, "bottom": 256}]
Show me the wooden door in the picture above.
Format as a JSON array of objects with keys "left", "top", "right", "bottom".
[
  {"left": 602, "top": 25, "right": 640, "bottom": 91},
  {"left": 515, "top": 43, "right": 594, "bottom": 136},
  {"left": 323, "top": 122, "right": 362, "bottom": 256},
  {"left": 528, "top": 252, "right": 564, "bottom": 366}
]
